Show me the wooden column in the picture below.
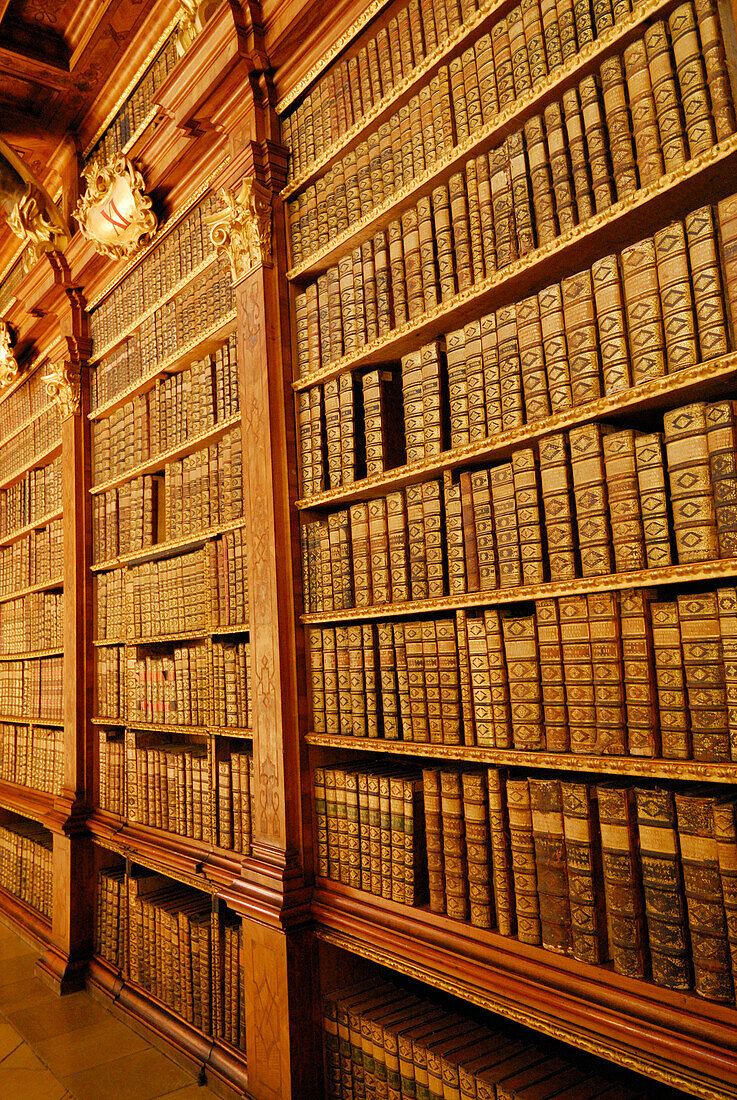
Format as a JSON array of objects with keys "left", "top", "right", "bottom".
[
  {"left": 36, "top": 281, "right": 95, "bottom": 994},
  {"left": 210, "top": 138, "right": 319, "bottom": 1098}
]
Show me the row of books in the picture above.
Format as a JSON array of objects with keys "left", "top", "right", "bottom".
[
  {"left": 295, "top": 48, "right": 737, "bottom": 376},
  {"left": 309, "top": 584, "right": 737, "bottom": 761},
  {"left": 0, "top": 519, "right": 62, "bottom": 598},
  {"left": 0, "top": 657, "right": 63, "bottom": 721},
  {"left": 290, "top": 0, "right": 704, "bottom": 265},
  {"left": 91, "top": 336, "right": 239, "bottom": 483},
  {"left": 86, "top": 32, "right": 179, "bottom": 169},
  {"left": 106, "top": 735, "right": 254, "bottom": 851},
  {"left": 89, "top": 193, "right": 220, "bottom": 351},
  {"left": 0, "top": 592, "right": 63, "bottom": 654},
  {"left": 284, "top": 0, "right": 529, "bottom": 182},
  {"left": 324, "top": 978, "right": 651, "bottom": 1100},
  {"left": 0, "top": 722, "right": 62, "bottom": 795},
  {"left": 0, "top": 404, "right": 61, "bottom": 484},
  {"left": 123, "top": 639, "right": 251, "bottom": 728},
  {"left": 316, "top": 764, "right": 737, "bottom": 1001},
  {"left": 95, "top": 542, "right": 249, "bottom": 641},
  {"left": 302, "top": 400, "right": 737, "bottom": 614},
  {"left": 132, "top": 736, "right": 211, "bottom": 839},
  {"left": 90, "top": 258, "right": 234, "bottom": 411},
  {"left": 129, "top": 740, "right": 254, "bottom": 852},
  {"left": 0, "top": 819, "right": 52, "bottom": 920},
  {"left": 96, "top": 646, "right": 124, "bottom": 721},
  {"left": 0, "top": 458, "right": 62, "bottom": 540},
  {"left": 91, "top": 429, "right": 245, "bottom": 562},
  {"left": 316, "top": 763, "right": 426, "bottom": 904},
  {"left": 297, "top": 210, "right": 737, "bottom": 502},
  {"left": 96, "top": 639, "right": 252, "bottom": 730},
  {"left": 0, "top": 368, "right": 53, "bottom": 451},
  {"left": 95, "top": 867, "right": 245, "bottom": 1047}
]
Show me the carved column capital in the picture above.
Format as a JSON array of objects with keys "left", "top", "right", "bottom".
[
  {"left": 44, "top": 360, "right": 81, "bottom": 420},
  {"left": 206, "top": 176, "right": 272, "bottom": 281},
  {"left": 0, "top": 323, "right": 19, "bottom": 388},
  {"left": 43, "top": 337, "right": 90, "bottom": 420}
]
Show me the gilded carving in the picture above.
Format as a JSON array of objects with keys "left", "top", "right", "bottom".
[
  {"left": 304, "top": 733, "right": 737, "bottom": 783},
  {"left": 8, "top": 186, "right": 68, "bottom": 261},
  {"left": 0, "top": 324, "right": 19, "bottom": 388},
  {"left": 44, "top": 361, "right": 81, "bottom": 419},
  {"left": 175, "top": 0, "right": 207, "bottom": 53},
  {"left": 75, "top": 156, "right": 158, "bottom": 260},
  {"left": 206, "top": 178, "right": 272, "bottom": 280}
]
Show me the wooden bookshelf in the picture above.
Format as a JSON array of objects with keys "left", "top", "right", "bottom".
[{"left": 281, "top": 0, "right": 737, "bottom": 1094}]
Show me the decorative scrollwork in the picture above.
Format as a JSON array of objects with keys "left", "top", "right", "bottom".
[
  {"left": 43, "top": 361, "right": 81, "bottom": 419},
  {"left": 75, "top": 156, "right": 157, "bottom": 260},
  {"left": 0, "top": 324, "right": 19, "bottom": 388},
  {"left": 205, "top": 178, "right": 272, "bottom": 281},
  {"left": 8, "top": 186, "right": 68, "bottom": 261},
  {"left": 175, "top": 0, "right": 204, "bottom": 53}
]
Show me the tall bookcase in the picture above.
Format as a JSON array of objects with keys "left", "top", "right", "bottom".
[
  {"left": 0, "top": 2, "right": 320, "bottom": 1096},
  {"left": 279, "top": 0, "right": 737, "bottom": 1093}
]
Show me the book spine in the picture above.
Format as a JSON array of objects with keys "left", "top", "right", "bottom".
[{"left": 636, "top": 786, "right": 692, "bottom": 990}]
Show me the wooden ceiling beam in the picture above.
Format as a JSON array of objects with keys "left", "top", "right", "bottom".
[{"left": 0, "top": 44, "right": 71, "bottom": 91}]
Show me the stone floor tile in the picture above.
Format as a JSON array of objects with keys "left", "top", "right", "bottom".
[{"left": 63, "top": 1046, "right": 192, "bottom": 1100}]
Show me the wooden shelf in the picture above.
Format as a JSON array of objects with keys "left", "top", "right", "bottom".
[
  {"left": 90, "top": 252, "right": 218, "bottom": 365},
  {"left": 0, "top": 577, "right": 63, "bottom": 606},
  {"left": 0, "top": 511, "right": 63, "bottom": 553},
  {"left": 88, "top": 810, "right": 251, "bottom": 896},
  {"left": 0, "top": 439, "right": 62, "bottom": 496},
  {"left": 87, "top": 956, "right": 248, "bottom": 1099},
  {"left": 0, "top": 882, "right": 52, "bottom": 945},
  {"left": 90, "top": 413, "right": 240, "bottom": 496},
  {"left": 93, "top": 718, "right": 252, "bottom": 739},
  {"left": 0, "top": 778, "right": 59, "bottom": 829},
  {"left": 286, "top": 0, "right": 680, "bottom": 279},
  {"left": 301, "top": 553, "right": 737, "bottom": 625},
  {"left": 0, "top": 716, "right": 63, "bottom": 727},
  {"left": 296, "top": 350, "right": 737, "bottom": 510},
  {"left": 0, "top": 647, "right": 63, "bottom": 661},
  {"left": 312, "top": 880, "right": 737, "bottom": 1099},
  {"left": 305, "top": 733, "right": 737, "bottom": 781},
  {"left": 94, "top": 625, "right": 249, "bottom": 646},
  {"left": 292, "top": 134, "right": 737, "bottom": 391},
  {"left": 91, "top": 517, "right": 248, "bottom": 573},
  {"left": 89, "top": 311, "right": 237, "bottom": 422}
]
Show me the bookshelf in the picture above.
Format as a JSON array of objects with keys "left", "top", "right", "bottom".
[{"left": 280, "top": 0, "right": 737, "bottom": 1093}]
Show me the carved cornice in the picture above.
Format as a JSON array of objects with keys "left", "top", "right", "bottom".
[
  {"left": 0, "top": 324, "right": 19, "bottom": 388},
  {"left": 206, "top": 177, "right": 272, "bottom": 280},
  {"left": 75, "top": 156, "right": 158, "bottom": 261}
]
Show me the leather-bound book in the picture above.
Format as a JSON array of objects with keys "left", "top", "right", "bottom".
[
  {"left": 507, "top": 776, "right": 541, "bottom": 945},
  {"left": 664, "top": 402, "right": 719, "bottom": 563},
  {"left": 561, "top": 780, "right": 609, "bottom": 963},
  {"left": 635, "top": 784, "right": 692, "bottom": 989},
  {"left": 603, "top": 429, "right": 646, "bottom": 572},
  {"left": 502, "top": 614, "right": 545, "bottom": 751},
  {"left": 676, "top": 788, "right": 734, "bottom": 1001},
  {"left": 678, "top": 590, "right": 730, "bottom": 761},
  {"left": 529, "top": 776, "right": 573, "bottom": 955},
  {"left": 651, "top": 600, "right": 691, "bottom": 759}
]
